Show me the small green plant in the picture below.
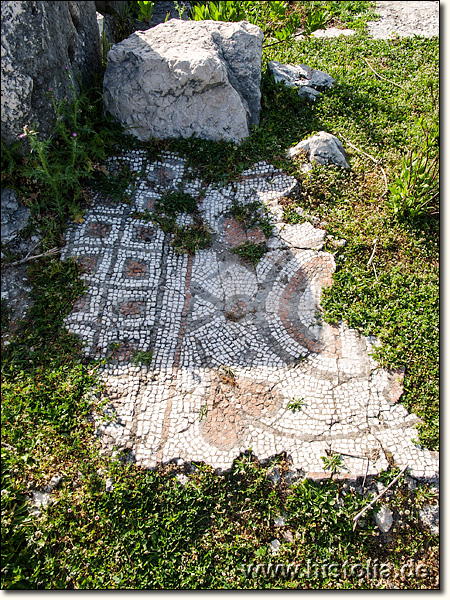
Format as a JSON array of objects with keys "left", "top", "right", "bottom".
[
  {"left": 110, "top": 2, "right": 138, "bottom": 40},
  {"left": 321, "top": 452, "right": 344, "bottom": 477},
  {"left": 286, "top": 397, "right": 305, "bottom": 412},
  {"left": 387, "top": 146, "right": 439, "bottom": 220},
  {"left": 155, "top": 190, "right": 198, "bottom": 217},
  {"left": 173, "top": 0, "right": 187, "bottom": 19},
  {"left": 232, "top": 242, "right": 268, "bottom": 266},
  {"left": 230, "top": 199, "right": 273, "bottom": 238},
  {"left": 171, "top": 223, "right": 211, "bottom": 255},
  {"left": 136, "top": 1, "right": 155, "bottom": 25},
  {"left": 100, "top": 21, "right": 112, "bottom": 70},
  {"left": 415, "top": 485, "right": 438, "bottom": 505},
  {"left": 132, "top": 208, "right": 152, "bottom": 223},
  {"left": 302, "top": 4, "right": 331, "bottom": 37},
  {"left": 282, "top": 206, "right": 304, "bottom": 224},
  {"left": 189, "top": 2, "right": 321, "bottom": 46},
  {"left": 131, "top": 349, "right": 153, "bottom": 366},
  {"left": 198, "top": 404, "right": 208, "bottom": 422}
]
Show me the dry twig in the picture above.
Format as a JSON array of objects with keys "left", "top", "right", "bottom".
[
  {"left": 341, "top": 137, "right": 389, "bottom": 196},
  {"left": 363, "top": 58, "right": 409, "bottom": 93},
  {"left": 367, "top": 238, "right": 378, "bottom": 268},
  {"left": 4, "top": 247, "right": 60, "bottom": 268},
  {"left": 352, "top": 465, "right": 408, "bottom": 531}
]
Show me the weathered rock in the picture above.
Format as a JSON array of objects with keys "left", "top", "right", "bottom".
[
  {"left": 268, "top": 61, "right": 335, "bottom": 102},
  {"left": 287, "top": 131, "right": 350, "bottom": 169},
  {"left": 283, "top": 468, "right": 304, "bottom": 485},
  {"left": 1, "top": 188, "right": 30, "bottom": 243},
  {"left": 43, "top": 474, "right": 64, "bottom": 493},
  {"left": 28, "top": 490, "right": 52, "bottom": 517},
  {"left": 266, "top": 465, "right": 282, "bottom": 484},
  {"left": 95, "top": 0, "right": 128, "bottom": 14},
  {"left": 419, "top": 504, "right": 439, "bottom": 535},
  {"left": 269, "top": 539, "right": 281, "bottom": 554},
  {"left": 279, "top": 222, "right": 326, "bottom": 251},
  {"left": 375, "top": 505, "right": 394, "bottom": 533},
  {"left": 103, "top": 19, "right": 263, "bottom": 143},
  {"left": 175, "top": 473, "right": 189, "bottom": 487},
  {"left": 1, "top": 1, "right": 102, "bottom": 147}
]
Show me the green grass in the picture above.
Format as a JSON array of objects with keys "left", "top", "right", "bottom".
[{"left": 1, "top": 1, "right": 439, "bottom": 589}]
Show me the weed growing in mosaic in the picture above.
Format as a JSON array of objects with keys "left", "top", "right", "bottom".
[
  {"left": 286, "top": 397, "right": 305, "bottom": 412},
  {"left": 155, "top": 190, "right": 198, "bottom": 217},
  {"left": 152, "top": 190, "right": 211, "bottom": 254},
  {"left": 171, "top": 222, "right": 211, "bottom": 255},
  {"left": 321, "top": 453, "right": 344, "bottom": 477},
  {"left": 131, "top": 350, "right": 153, "bottom": 366},
  {"left": 232, "top": 242, "right": 269, "bottom": 266},
  {"left": 230, "top": 199, "right": 274, "bottom": 238},
  {"left": 198, "top": 404, "right": 208, "bottom": 422}
]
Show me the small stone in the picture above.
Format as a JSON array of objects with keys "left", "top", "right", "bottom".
[
  {"left": 419, "top": 505, "right": 439, "bottom": 536},
  {"left": 175, "top": 473, "right": 189, "bottom": 487},
  {"left": 274, "top": 515, "right": 286, "bottom": 527},
  {"left": 375, "top": 505, "right": 394, "bottom": 533},
  {"left": 287, "top": 131, "right": 350, "bottom": 169},
  {"left": 282, "top": 529, "right": 294, "bottom": 543},
  {"left": 266, "top": 466, "right": 281, "bottom": 484},
  {"left": 43, "top": 474, "right": 63, "bottom": 493},
  {"left": 269, "top": 539, "right": 281, "bottom": 554},
  {"left": 283, "top": 469, "right": 302, "bottom": 485},
  {"left": 29, "top": 491, "right": 52, "bottom": 517},
  {"left": 105, "top": 478, "right": 114, "bottom": 492},
  {"left": 268, "top": 61, "right": 335, "bottom": 102}
]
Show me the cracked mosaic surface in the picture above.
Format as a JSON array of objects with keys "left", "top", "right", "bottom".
[{"left": 61, "top": 151, "right": 438, "bottom": 479}]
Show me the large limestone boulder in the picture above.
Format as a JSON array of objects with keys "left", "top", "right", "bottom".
[
  {"left": 1, "top": 1, "right": 102, "bottom": 147},
  {"left": 103, "top": 19, "right": 264, "bottom": 143}
]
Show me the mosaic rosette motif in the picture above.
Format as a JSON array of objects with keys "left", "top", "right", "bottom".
[{"left": 61, "top": 151, "right": 438, "bottom": 479}]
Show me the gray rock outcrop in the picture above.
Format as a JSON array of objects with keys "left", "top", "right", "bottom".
[
  {"left": 287, "top": 131, "right": 350, "bottom": 169},
  {"left": 268, "top": 60, "right": 335, "bottom": 102},
  {"left": 103, "top": 19, "right": 264, "bottom": 143},
  {"left": 1, "top": 1, "right": 102, "bottom": 147},
  {"left": 1, "top": 187, "right": 30, "bottom": 243}
]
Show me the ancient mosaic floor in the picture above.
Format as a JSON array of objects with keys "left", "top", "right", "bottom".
[{"left": 61, "top": 150, "right": 438, "bottom": 479}]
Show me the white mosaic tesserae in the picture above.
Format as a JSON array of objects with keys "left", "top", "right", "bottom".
[{"left": 60, "top": 151, "right": 438, "bottom": 479}]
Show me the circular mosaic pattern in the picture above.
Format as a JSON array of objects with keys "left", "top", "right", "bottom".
[{"left": 60, "top": 152, "right": 439, "bottom": 479}]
